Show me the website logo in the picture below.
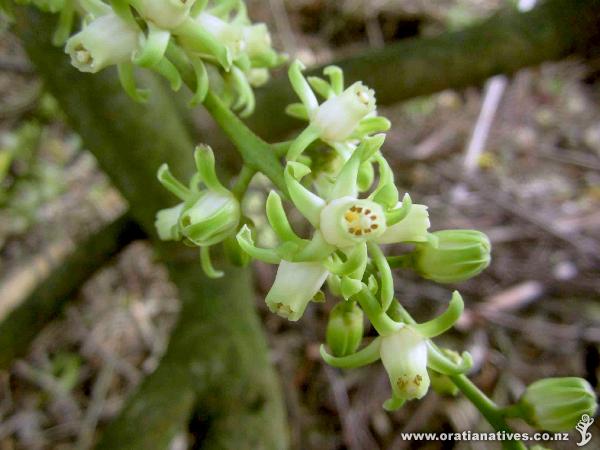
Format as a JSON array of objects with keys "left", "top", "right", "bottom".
[{"left": 576, "top": 414, "right": 594, "bottom": 447}]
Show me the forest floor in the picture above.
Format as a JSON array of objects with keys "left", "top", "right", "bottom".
[{"left": 1, "top": 1, "right": 599, "bottom": 449}]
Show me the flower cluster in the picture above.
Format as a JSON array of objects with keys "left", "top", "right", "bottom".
[
  {"left": 24, "top": 0, "right": 285, "bottom": 115},
  {"left": 231, "top": 61, "right": 494, "bottom": 408},
  {"left": 20, "top": 0, "right": 597, "bottom": 428}
]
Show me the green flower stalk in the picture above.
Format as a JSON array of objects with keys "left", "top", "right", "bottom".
[
  {"left": 512, "top": 377, "right": 598, "bottom": 432},
  {"left": 411, "top": 229, "right": 491, "bottom": 283},
  {"left": 156, "top": 144, "right": 241, "bottom": 278},
  {"left": 65, "top": 11, "right": 139, "bottom": 73},
  {"left": 285, "top": 60, "right": 390, "bottom": 161},
  {"left": 326, "top": 301, "right": 364, "bottom": 357}
]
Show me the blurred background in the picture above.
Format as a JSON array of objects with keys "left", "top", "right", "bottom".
[{"left": 1, "top": 0, "right": 599, "bottom": 449}]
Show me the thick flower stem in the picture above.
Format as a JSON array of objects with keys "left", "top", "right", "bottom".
[{"left": 164, "top": 44, "right": 287, "bottom": 194}]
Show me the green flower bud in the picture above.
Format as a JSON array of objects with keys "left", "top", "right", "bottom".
[
  {"left": 517, "top": 377, "right": 598, "bottom": 432},
  {"left": 179, "top": 190, "right": 240, "bottom": 246},
  {"left": 412, "top": 230, "right": 491, "bottom": 283},
  {"left": 326, "top": 302, "right": 364, "bottom": 357},
  {"left": 155, "top": 203, "right": 184, "bottom": 241},
  {"left": 65, "top": 12, "right": 139, "bottom": 73},
  {"left": 429, "top": 370, "right": 459, "bottom": 397}
]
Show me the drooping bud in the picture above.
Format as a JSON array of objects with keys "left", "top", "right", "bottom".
[
  {"left": 137, "top": 0, "right": 195, "bottom": 30},
  {"left": 265, "top": 261, "right": 329, "bottom": 321},
  {"left": 311, "top": 82, "right": 376, "bottom": 143},
  {"left": 412, "top": 230, "right": 491, "bottom": 283},
  {"left": 65, "top": 12, "right": 139, "bottom": 73},
  {"left": 380, "top": 327, "right": 430, "bottom": 402},
  {"left": 517, "top": 377, "right": 597, "bottom": 432},
  {"left": 155, "top": 203, "right": 184, "bottom": 241},
  {"left": 179, "top": 190, "right": 240, "bottom": 246},
  {"left": 326, "top": 302, "right": 364, "bottom": 357}
]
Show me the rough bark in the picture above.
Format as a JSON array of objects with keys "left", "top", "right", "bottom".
[
  {"left": 13, "top": 8, "right": 288, "bottom": 450},
  {"left": 248, "top": 0, "right": 600, "bottom": 139},
  {"left": 0, "top": 214, "right": 143, "bottom": 369}
]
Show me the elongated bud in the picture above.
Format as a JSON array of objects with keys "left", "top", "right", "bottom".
[
  {"left": 179, "top": 191, "right": 240, "bottom": 246},
  {"left": 65, "top": 12, "right": 139, "bottom": 73},
  {"left": 380, "top": 327, "right": 430, "bottom": 402},
  {"left": 412, "top": 230, "right": 491, "bottom": 283},
  {"left": 266, "top": 261, "right": 329, "bottom": 321},
  {"left": 312, "top": 82, "right": 376, "bottom": 142},
  {"left": 155, "top": 203, "right": 184, "bottom": 241},
  {"left": 326, "top": 302, "right": 364, "bottom": 357},
  {"left": 517, "top": 377, "right": 597, "bottom": 432},
  {"left": 137, "top": 0, "right": 195, "bottom": 29}
]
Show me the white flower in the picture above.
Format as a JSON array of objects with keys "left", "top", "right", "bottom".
[
  {"left": 311, "top": 82, "right": 376, "bottom": 143},
  {"left": 380, "top": 327, "right": 430, "bottom": 401},
  {"left": 195, "top": 13, "right": 245, "bottom": 57},
  {"left": 65, "top": 12, "right": 139, "bottom": 73},
  {"left": 137, "top": 0, "right": 195, "bottom": 30},
  {"left": 155, "top": 203, "right": 184, "bottom": 241},
  {"left": 266, "top": 261, "right": 329, "bottom": 321}
]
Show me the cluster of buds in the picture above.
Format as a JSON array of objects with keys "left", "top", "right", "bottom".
[{"left": 22, "top": 0, "right": 285, "bottom": 115}]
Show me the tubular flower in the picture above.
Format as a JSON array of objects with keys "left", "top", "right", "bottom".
[
  {"left": 320, "top": 291, "right": 473, "bottom": 410},
  {"left": 285, "top": 60, "right": 391, "bottom": 161},
  {"left": 65, "top": 12, "right": 139, "bottom": 73},
  {"left": 266, "top": 261, "right": 329, "bottom": 321},
  {"left": 156, "top": 144, "right": 240, "bottom": 278}
]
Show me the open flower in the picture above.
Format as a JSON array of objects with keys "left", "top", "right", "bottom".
[
  {"left": 65, "top": 12, "right": 139, "bottom": 73},
  {"left": 237, "top": 136, "right": 430, "bottom": 320},
  {"left": 320, "top": 290, "right": 472, "bottom": 410},
  {"left": 285, "top": 60, "right": 391, "bottom": 161},
  {"left": 156, "top": 144, "right": 240, "bottom": 278}
]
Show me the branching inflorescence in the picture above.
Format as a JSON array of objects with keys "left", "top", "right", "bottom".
[{"left": 9, "top": 1, "right": 597, "bottom": 448}]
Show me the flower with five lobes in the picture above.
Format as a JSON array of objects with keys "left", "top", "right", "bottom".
[
  {"left": 320, "top": 290, "right": 473, "bottom": 410},
  {"left": 155, "top": 144, "right": 241, "bottom": 278},
  {"left": 285, "top": 60, "right": 391, "bottom": 161},
  {"left": 237, "top": 135, "right": 430, "bottom": 321}
]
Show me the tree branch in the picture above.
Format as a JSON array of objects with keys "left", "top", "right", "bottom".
[
  {"left": 13, "top": 7, "right": 288, "bottom": 450},
  {"left": 248, "top": 0, "right": 600, "bottom": 139}
]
